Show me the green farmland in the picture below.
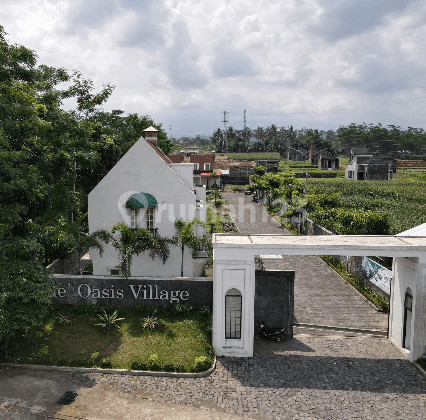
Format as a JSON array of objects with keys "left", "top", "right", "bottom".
[{"left": 307, "top": 178, "right": 426, "bottom": 234}]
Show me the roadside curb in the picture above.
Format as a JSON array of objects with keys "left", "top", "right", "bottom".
[
  {"left": 0, "top": 357, "right": 216, "bottom": 379},
  {"left": 413, "top": 360, "right": 426, "bottom": 380}
]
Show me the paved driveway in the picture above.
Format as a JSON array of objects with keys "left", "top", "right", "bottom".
[{"left": 223, "top": 192, "right": 388, "bottom": 334}]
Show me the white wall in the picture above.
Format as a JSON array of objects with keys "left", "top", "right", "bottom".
[
  {"left": 386, "top": 257, "right": 426, "bottom": 362},
  {"left": 169, "top": 163, "right": 194, "bottom": 190},
  {"left": 88, "top": 137, "right": 199, "bottom": 277}
]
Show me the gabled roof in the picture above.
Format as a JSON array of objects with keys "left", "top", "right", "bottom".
[
  {"left": 143, "top": 126, "right": 158, "bottom": 133},
  {"left": 350, "top": 155, "right": 373, "bottom": 165},
  {"left": 147, "top": 141, "right": 172, "bottom": 164},
  {"left": 397, "top": 223, "right": 426, "bottom": 237},
  {"left": 351, "top": 146, "right": 370, "bottom": 154},
  {"left": 168, "top": 154, "right": 184, "bottom": 163}
]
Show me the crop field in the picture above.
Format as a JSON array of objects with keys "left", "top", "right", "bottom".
[{"left": 307, "top": 178, "right": 426, "bottom": 234}]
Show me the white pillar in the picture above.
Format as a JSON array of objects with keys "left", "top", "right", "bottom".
[
  {"left": 213, "top": 249, "right": 255, "bottom": 357},
  {"left": 390, "top": 256, "right": 426, "bottom": 362}
]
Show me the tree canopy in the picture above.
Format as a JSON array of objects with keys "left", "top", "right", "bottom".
[{"left": 0, "top": 25, "right": 170, "bottom": 346}]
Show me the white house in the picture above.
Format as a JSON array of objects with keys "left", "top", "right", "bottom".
[{"left": 88, "top": 127, "right": 207, "bottom": 277}]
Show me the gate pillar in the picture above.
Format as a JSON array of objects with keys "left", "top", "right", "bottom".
[{"left": 212, "top": 247, "right": 255, "bottom": 357}]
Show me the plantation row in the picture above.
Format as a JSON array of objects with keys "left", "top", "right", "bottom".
[{"left": 250, "top": 170, "right": 426, "bottom": 235}]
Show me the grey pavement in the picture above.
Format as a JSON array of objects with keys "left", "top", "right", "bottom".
[
  {"left": 223, "top": 192, "right": 388, "bottom": 334},
  {"left": 1, "top": 336, "right": 426, "bottom": 419}
]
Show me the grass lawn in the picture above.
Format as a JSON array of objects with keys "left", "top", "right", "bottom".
[{"left": 4, "top": 302, "right": 213, "bottom": 373}]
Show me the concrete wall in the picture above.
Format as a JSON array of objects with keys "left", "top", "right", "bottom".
[
  {"left": 254, "top": 270, "right": 294, "bottom": 337},
  {"left": 52, "top": 275, "right": 213, "bottom": 308},
  {"left": 88, "top": 137, "right": 202, "bottom": 277}
]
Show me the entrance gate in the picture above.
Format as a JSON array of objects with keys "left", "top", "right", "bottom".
[{"left": 212, "top": 234, "right": 426, "bottom": 361}]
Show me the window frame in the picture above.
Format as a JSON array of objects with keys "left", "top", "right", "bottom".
[
  {"left": 146, "top": 207, "right": 155, "bottom": 229},
  {"left": 225, "top": 289, "right": 242, "bottom": 340},
  {"left": 130, "top": 208, "right": 139, "bottom": 229}
]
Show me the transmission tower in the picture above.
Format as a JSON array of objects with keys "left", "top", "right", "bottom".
[
  {"left": 243, "top": 109, "right": 246, "bottom": 129},
  {"left": 222, "top": 110, "right": 229, "bottom": 152},
  {"left": 169, "top": 124, "right": 172, "bottom": 140},
  {"left": 222, "top": 110, "right": 229, "bottom": 130}
]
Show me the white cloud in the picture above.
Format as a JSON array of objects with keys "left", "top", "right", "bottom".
[{"left": 1, "top": 0, "right": 426, "bottom": 136}]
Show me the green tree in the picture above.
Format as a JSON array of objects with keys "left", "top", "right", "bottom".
[
  {"left": 173, "top": 218, "right": 205, "bottom": 277},
  {"left": 93, "top": 222, "right": 171, "bottom": 279},
  {"left": 0, "top": 259, "right": 59, "bottom": 356}
]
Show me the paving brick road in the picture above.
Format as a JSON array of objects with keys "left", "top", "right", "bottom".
[
  {"left": 223, "top": 192, "right": 388, "bottom": 334},
  {"left": 2, "top": 336, "right": 425, "bottom": 419}
]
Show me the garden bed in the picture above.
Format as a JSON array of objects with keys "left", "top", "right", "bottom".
[{"left": 1, "top": 302, "right": 213, "bottom": 373}]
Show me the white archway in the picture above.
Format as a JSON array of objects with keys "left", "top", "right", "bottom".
[{"left": 212, "top": 234, "right": 426, "bottom": 361}]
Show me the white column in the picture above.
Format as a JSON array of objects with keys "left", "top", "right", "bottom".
[{"left": 213, "top": 248, "right": 255, "bottom": 357}]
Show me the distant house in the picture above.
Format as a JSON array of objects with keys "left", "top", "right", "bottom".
[
  {"left": 308, "top": 147, "right": 339, "bottom": 170},
  {"left": 88, "top": 127, "right": 207, "bottom": 277},
  {"left": 345, "top": 154, "right": 395, "bottom": 180},
  {"left": 309, "top": 148, "right": 320, "bottom": 165},
  {"left": 255, "top": 159, "right": 279, "bottom": 173},
  {"left": 190, "top": 154, "right": 220, "bottom": 188},
  {"left": 287, "top": 147, "right": 309, "bottom": 161},
  {"left": 184, "top": 146, "right": 202, "bottom": 156},
  {"left": 318, "top": 152, "right": 339, "bottom": 170}
]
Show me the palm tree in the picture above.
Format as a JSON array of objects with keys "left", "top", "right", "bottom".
[
  {"left": 93, "top": 222, "right": 171, "bottom": 279},
  {"left": 173, "top": 218, "right": 205, "bottom": 277}
]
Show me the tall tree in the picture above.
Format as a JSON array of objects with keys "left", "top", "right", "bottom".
[{"left": 173, "top": 218, "right": 205, "bottom": 277}]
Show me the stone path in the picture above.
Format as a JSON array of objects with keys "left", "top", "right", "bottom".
[
  {"left": 223, "top": 192, "right": 388, "bottom": 334},
  {"left": 2, "top": 336, "right": 425, "bottom": 419}
]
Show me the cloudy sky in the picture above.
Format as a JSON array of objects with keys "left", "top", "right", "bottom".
[{"left": 1, "top": 0, "right": 426, "bottom": 138}]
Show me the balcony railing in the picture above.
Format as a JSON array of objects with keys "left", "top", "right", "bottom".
[{"left": 149, "top": 228, "right": 159, "bottom": 237}]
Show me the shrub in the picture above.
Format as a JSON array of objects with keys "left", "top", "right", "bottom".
[
  {"left": 38, "top": 346, "right": 49, "bottom": 357},
  {"left": 141, "top": 316, "right": 158, "bottom": 331},
  {"left": 131, "top": 361, "right": 148, "bottom": 371},
  {"left": 90, "top": 351, "right": 100, "bottom": 366},
  {"left": 57, "top": 313, "right": 72, "bottom": 325},
  {"left": 146, "top": 306, "right": 159, "bottom": 316},
  {"left": 190, "top": 356, "right": 212, "bottom": 373},
  {"left": 147, "top": 354, "right": 162, "bottom": 371},
  {"left": 204, "top": 344, "right": 215, "bottom": 359},
  {"left": 163, "top": 362, "right": 176, "bottom": 372},
  {"left": 72, "top": 301, "right": 96, "bottom": 316},
  {"left": 199, "top": 306, "right": 211, "bottom": 316},
  {"left": 175, "top": 363, "right": 186, "bottom": 373},
  {"left": 70, "top": 359, "right": 90, "bottom": 367},
  {"left": 133, "top": 304, "right": 146, "bottom": 315},
  {"left": 95, "top": 310, "right": 124, "bottom": 329},
  {"left": 100, "top": 358, "right": 113, "bottom": 369}
]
